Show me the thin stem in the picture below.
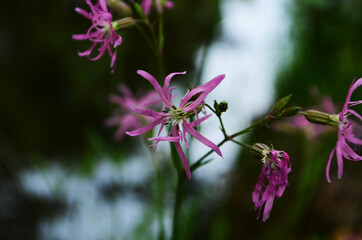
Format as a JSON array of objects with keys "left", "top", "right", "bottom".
[
  {"left": 228, "top": 117, "right": 267, "bottom": 139},
  {"left": 171, "top": 172, "right": 185, "bottom": 240},
  {"left": 157, "top": 13, "right": 165, "bottom": 79},
  {"left": 204, "top": 104, "right": 227, "bottom": 137},
  {"left": 230, "top": 139, "right": 252, "bottom": 149},
  {"left": 144, "top": 138, "right": 165, "bottom": 240},
  {"left": 191, "top": 117, "right": 268, "bottom": 171},
  {"left": 191, "top": 139, "right": 227, "bottom": 172},
  {"left": 135, "top": 22, "right": 156, "bottom": 52}
]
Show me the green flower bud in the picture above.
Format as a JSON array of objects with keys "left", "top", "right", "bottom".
[
  {"left": 270, "top": 94, "right": 293, "bottom": 115},
  {"left": 214, "top": 100, "right": 228, "bottom": 116},
  {"left": 303, "top": 110, "right": 340, "bottom": 128},
  {"left": 112, "top": 17, "right": 136, "bottom": 31},
  {"left": 279, "top": 106, "right": 301, "bottom": 118},
  {"left": 106, "top": 0, "right": 132, "bottom": 16}
]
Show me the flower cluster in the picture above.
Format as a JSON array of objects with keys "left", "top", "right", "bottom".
[
  {"left": 325, "top": 78, "right": 362, "bottom": 182},
  {"left": 72, "top": 0, "right": 123, "bottom": 70},
  {"left": 105, "top": 85, "right": 159, "bottom": 140},
  {"left": 126, "top": 70, "right": 224, "bottom": 179},
  {"left": 251, "top": 143, "right": 291, "bottom": 222}
]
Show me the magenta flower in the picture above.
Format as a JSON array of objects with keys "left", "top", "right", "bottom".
[
  {"left": 105, "top": 85, "right": 159, "bottom": 140},
  {"left": 140, "top": 0, "right": 174, "bottom": 15},
  {"left": 126, "top": 70, "right": 224, "bottom": 179},
  {"left": 72, "top": 0, "right": 122, "bottom": 70},
  {"left": 326, "top": 78, "right": 362, "bottom": 182},
  {"left": 251, "top": 144, "right": 291, "bottom": 222}
]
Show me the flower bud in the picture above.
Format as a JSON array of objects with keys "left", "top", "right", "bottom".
[
  {"left": 279, "top": 106, "right": 301, "bottom": 118},
  {"left": 106, "top": 0, "right": 132, "bottom": 17},
  {"left": 270, "top": 94, "right": 292, "bottom": 115},
  {"left": 218, "top": 101, "right": 228, "bottom": 113},
  {"left": 214, "top": 100, "right": 228, "bottom": 116},
  {"left": 112, "top": 17, "right": 136, "bottom": 31},
  {"left": 303, "top": 110, "right": 339, "bottom": 128}
]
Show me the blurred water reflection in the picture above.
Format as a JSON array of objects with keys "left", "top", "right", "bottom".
[{"left": 21, "top": 155, "right": 152, "bottom": 240}]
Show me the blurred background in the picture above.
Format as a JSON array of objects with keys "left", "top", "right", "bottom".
[{"left": 1, "top": 0, "right": 362, "bottom": 239}]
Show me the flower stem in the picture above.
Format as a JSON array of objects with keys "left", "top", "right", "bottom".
[
  {"left": 171, "top": 172, "right": 185, "bottom": 240},
  {"left": 205, "top": 103, "right": 227, "bottom": 137},
  {"left": 228, "top": 117, "right": 267, "bottom": 139},
  {"left": 191, "top": 117, "right": 268, "bottom": 171}
]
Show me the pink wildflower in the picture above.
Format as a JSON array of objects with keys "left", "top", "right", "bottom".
[
  {"left": 140, "top": 0, "right": 174, "bottom": 15},
  {"left": 105, "top": 85, "right": 159, "bottom": 140},
  {"left": 72, "top": 0, "right": 122, "bottom": 70},
  {"left": 251, "top": 143, "right": 291, "bottom": 222},
  {"left": 126, "top": 70, "right": 224, "bottom": 179},
  {"left": 326, "top": 78, "right": 362, "bottom": 182}
]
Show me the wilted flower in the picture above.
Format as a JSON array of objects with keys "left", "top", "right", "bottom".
[
  {"left": 126, "top": 70, "right": 224, "bottom": 179},
  {"left": 325, "top": 78, "right": 362, "bottom": 182},
  {"left": 72, "top": 0, "right": 123, "bottom": 70},
  {"left": 251, "top": 143, "right": 291, "bottom": 222},
  {"left": 105, "top": 85, "right": 159, "bottom": 140}
]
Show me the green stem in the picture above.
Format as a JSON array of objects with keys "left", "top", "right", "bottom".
[
  {"left": 230, "top": 139, "right": 252, "bottom": 149},
  {"left": 204, "top": 104, "right": 227, "bottom": 137},
  {"left": 144, "top": 138, "right": 165, "bottom": 240},
  {"left": 157, "top": 13, "right": 165, "bottom": 79},
  {"left": 135, "top": 22, "right": 157, "bottom": 52},
  {"left": 171, "top": 172, "right": 185, "bottom": 240},
  {"left": 191, "top": 117, "right": 268, "bottom": 171},
  {"left": 228, "top": 117, "right": 267, "bottom": 139}
]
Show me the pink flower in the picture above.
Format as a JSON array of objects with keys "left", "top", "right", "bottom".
[
  {"left": 105, "top": 85, "right": 159, "bottom": 140},
  {"left": 72, "top": 0, "right": 122, "bottom": 70},
  {"left": 126, "top": 70, "right": 224, "bottom": 179},
  {"left": 140, "top": 0, "right": 174, "bottom": 15},
  {"left": 251, "top": 144, "right": 291, "bottom": 222},
  {"left": 326, "top": 78, "right": 362, "bottom": 182}
]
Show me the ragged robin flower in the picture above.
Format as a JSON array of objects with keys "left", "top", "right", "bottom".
[
  {"left": 126, "top": 70, "right": 224, "bottom": 179},
  {"left": 303, "top": 78, "right": 362, "bottom": 182},
  {"left": 72, "top": 0, "right": 128, "bottom": 71},
  {"left": 251, "top": 143, "right": 291, "bottom": 222},
  {"left": 105, "top": 84, "right": 159, "bottom": 140}
]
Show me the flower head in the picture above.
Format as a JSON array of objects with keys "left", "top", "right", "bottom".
[
  {"left": 325, "top": 78, "right": 362, "bottom": 182},
  {"left": 105, "top": 85, "right": 159, "bottom": 140},
  {"left": 251, "top": 143, "right": 291, "bottom": 222},
  {"left": 126, "top": 70, "right": 224, "bottom": 179},
  {"left": 72, "top": 0, "right": 123, "bottom": 70}
]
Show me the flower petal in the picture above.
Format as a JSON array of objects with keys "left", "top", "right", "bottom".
[
  {"left": 126, "top": 118, "right": 164, "bottom": 136},
  {"left": 137, "top": 70, "right": 172, "bottom": 107},
  {"left": 326, "top": 147, "right": 335, "bottom": 183},
  {"left": 182, "top": 120, "right": 223, "bottom": 157},
  {"left": 182, "top": 74, "right": 225, "bottom": 112},
  {"left": 173, "top": 141, "right": 191, "bottom": 179}
]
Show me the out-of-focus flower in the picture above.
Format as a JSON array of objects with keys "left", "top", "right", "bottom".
[
  {"left": 325, "top": 78, "right": 362, "bottom": 182},
  {"left": 126, "top": 70, "right": 224, "bottom": 179},
  {"left": 251, "top": 143, "right": 291, "bottom": 222},
  {"left": 72, "top": 0, "right": 123, "bottom": 70},
  {"left": 140, "top": 0, "right": 174, "bottom": 15},
  {"left": 105, "top": 85, "right": 159, "bottom": 140}
]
